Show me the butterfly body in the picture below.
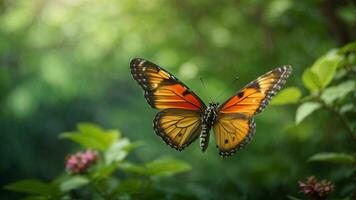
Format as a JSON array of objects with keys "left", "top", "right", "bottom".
[
  {"left": 130, "top": 58, "right": 292, "bottom": 157},
  {"left": 200, "top": 102, "right": 219, "bottom": 152}
]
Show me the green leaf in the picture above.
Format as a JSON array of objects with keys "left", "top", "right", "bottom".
[
  {"left": 295, "top": 102, "right": 322, "bottom": 124},
  {"left": 286, "top": 195, "right": 302, "bottom": 200},
  {"left": 321, "top": 80, "right": 355, "bottom": 104},
  {"left": 145, "top": 158, "right": 192, "bottom": 177},
  {"left": 340, "top": 104, "right": 354, "bottom": 114},
  {"left": 4, "top": 179, "right": 55, "bottom": 195},
  {"left": 59, "top": 132, "right": 107, "bottom": 151},
  {"left": 77, "top": 123, "right": 103, "bottom": 135},
  {"left": 308, "top": 152, "right": 356, "bottom": 164},
  {"left": 339, "top": 42, "right": 356, "bottom": 54},
  {"left": 105, "top": 139, "right": 130, "bottom": 164},
  {"left": 123, "top": 141, "right": 143, "bottom": 152},
  {"left": 302, "top": 68, "right": 321, "bottom": 91},
  {"left": 60, "top": 176, "right": 89, "bottom": 192},
  {"left": 119, "top": 162, "right": 147, "bottom": 175},
  {"left": 78, "top": 123, "right": 120, "bottom": 146},
  {"left": 311, "top": 51, "right": 343, "bottom": 88},
  {"left": 270, "top": 87, "right": 301, "bottom": 105},
  {"left": 59, "top": 123, "right": 121, "bottom": 151}
]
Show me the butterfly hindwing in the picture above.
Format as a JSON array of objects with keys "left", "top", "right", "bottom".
[
  {"left": 213, "top": 113, "right": 255, "bottom": 157},
  {"left": 219, "top": 66, "right": 292, "bottom": 116},
  {"left": 154, "top": 109, "right": 202, "bottom": 150},
  {"left": 130, "top": 58, "right": 205, "bottom": 111}
]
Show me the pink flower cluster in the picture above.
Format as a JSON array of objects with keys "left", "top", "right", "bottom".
[
  {"left": 65, "top": 150, "right": 99, "bottom": 174},
  {"left": 298, "top": 176, "right": 334, "bottom": 200}
]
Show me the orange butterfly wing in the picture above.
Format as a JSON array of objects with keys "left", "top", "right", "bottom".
[
  {"left": 213, "top": 113, "right": 255, "bottom": 157},
  {"left": 214, "top": 66, "right": 292, "bottom": 157},
  {"left": 219, "top": 66, "right": 292, "bottom": 116},
  {"left": 130, "top": 58, "right": 205, "bottom": 111},
  {"left": 131, "top": 58, "right": 205, "bottom": 150},
  {"left": 154, "top": 109, "right": 202, "bottom": 150}
]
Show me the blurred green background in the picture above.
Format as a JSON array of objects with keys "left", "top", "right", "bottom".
[{"left": 0, "top": 0, "right": 355, "bottom": 199}]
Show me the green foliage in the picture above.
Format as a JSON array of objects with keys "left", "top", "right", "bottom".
[
  {"left": 302, "top": 68, "right": 322, "bottom": 91},
  {"left": 60, "top": 123, "right": 120, "bottom": 152},
  {"left": 59, "top": 176, "right": 89, "bottom": 192},
  {"left": 302, "top": 50, "right": 343, "bottom": 92},
  {"left": 4, "top": 124, "right": 192, "bottom": 199},
  {"left": 284, "top": 41, "right": 356, "bottom": 199},
  {"left": 271, "top": 87, "right": 301, "bottom": 105},
  {"left": 295, "top": 102, "right": 322, "bottom": 124},
  {"left": 144, "top": 158, "right": 192, "bottom": 177},
  {"left": 4, "top": 180, "right": 60, "bottom": 199},
  {"left": 308, "top": 153, "right": 356, "bottom": 165},
  {"left": 320, "top": 80, "right": 355, "bottom": 105},
  {"left": 1, "top": 0, "right": 356, "bottom": 199}
]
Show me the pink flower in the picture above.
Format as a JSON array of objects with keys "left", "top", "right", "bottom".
[
  {"left": 65, "top": 150, "right": 99, "bottom": 174},
  {"left": 298, "top": 176, "right": 334, "bottom": 200}
]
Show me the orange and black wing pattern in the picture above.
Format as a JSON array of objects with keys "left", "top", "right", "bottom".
[
  {"left": 131, "top": 58, "right": 205, "bottom": 150},
  {"left": 213, "top": 113, "right": 255, "bottom": 157},
  {"left": 154, "top": 109, "right": 202, "bottom": 150},
  {"left": 218, "top": 66, "right": 292, "bottom": 116},
  {"left": 214, "top": 66, "right": 292, "bottom": 157},
  {"left": 130, "top": 58, "right": 205, "bottom": 111}
]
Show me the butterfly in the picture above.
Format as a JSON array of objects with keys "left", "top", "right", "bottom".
[{"left": 130, "top": 58, "right": 292, "bottom": 157}]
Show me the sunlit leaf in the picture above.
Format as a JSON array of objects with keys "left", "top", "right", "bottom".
[
  {"left": 340, "top": 104, "right": 354, "bottom": 114},
  {"left": 105, "top": 139, "right": 130, "bottom": 164},
  {"left": 308, "top": 152, "right": 356, "bottom": 164},
  {"left": 302, "top": 68, "right": 321, "bottom": 91},
  {"left": 78, "top": 123, "right": 120, "bottom": 148},
  {"left": 145, "top": 158, "right": 192, "bottom": 177},
  {"left": 295, "top": 102, "right": 322, "bottom": 124},
  {"left": 4, "top": 179, "right": 55, "bottom": 195},
  {"left": 270, "top": 87, "right": 301, "bottom": 105},
  {"left": 321, "top": 80, "right": 355, "bottom": 104},
  {"left": 59, "top": 123, "right": 121, "bottom": 151},
  {"left": 59, "top": 132, "right": 107, "bottom": 151},
  {"left": 310, "top": 51, "right": 343, "bottom": 88},
  {"left": 339, "top": 42, "right": 356, "bottom": 54},
  {"left": 60, "top": 176, "right": 89, "bottom": 192}
]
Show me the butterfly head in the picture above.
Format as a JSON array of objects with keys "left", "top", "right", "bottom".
[{"left": 208, "top": 102, "right": 219, "bottom": 108}]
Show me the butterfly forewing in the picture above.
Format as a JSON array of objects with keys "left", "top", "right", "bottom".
[
  {"left": 130, "top": 58, "right": 205, "bottom": 111},
  {"left": 218, "top": 66, "right": 292, "bottom": 116}
]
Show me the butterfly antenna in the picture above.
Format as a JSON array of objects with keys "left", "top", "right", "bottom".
[
  {"left": 215, "top": 76, "right": 239, "bottom": 102},
  {"left": 199, "top": 77, "right": 211, "bottom": 102}
]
